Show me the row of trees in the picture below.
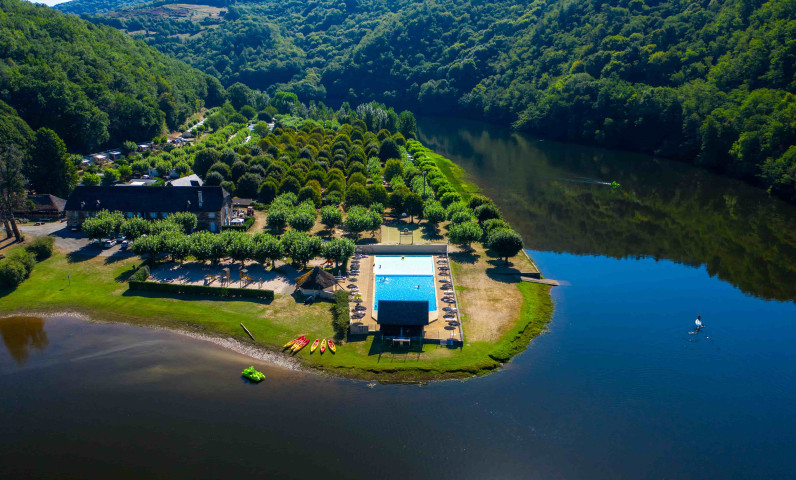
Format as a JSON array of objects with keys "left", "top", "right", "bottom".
[
  {"left": 80, "top": 210, "right": 199, "bottom": 241},
  {"left": 130, "top": 228, "right": 356, "bottom": 270}
]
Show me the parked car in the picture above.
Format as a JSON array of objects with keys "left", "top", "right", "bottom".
[
  {"left": 120, "top": 240, "right": 130, "bottom": 250},
  {"left": 102, "top": 239, "right": 117, "bottom": 248},
  {"left": 116, "top": 234, "right": 126, "bottom": 241}
]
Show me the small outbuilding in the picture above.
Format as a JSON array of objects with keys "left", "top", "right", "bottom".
[
  {"left": 13, "top": 194, "right": 66, "bottom": 221},
  {"left": 295, "top": 266, "right": 339, "bottom": 299},
  {"left": 376, "top": 300, "right": 429, "bottom": 344}
]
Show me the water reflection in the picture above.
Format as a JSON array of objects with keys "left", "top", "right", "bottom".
[
  {"left": 0, "top": 316, "right": 49, "bottom": 365},
  {"left": 418, "top": 117, "right": 796, "bottom": 302}
]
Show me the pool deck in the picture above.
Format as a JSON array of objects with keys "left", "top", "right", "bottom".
[{"left": 348, "top": 254, "right": 462, "bottom": 343}]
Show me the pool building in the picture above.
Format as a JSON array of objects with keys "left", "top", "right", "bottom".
[{"left": 348, "top": 248, "right": 462, "bottom": 345}]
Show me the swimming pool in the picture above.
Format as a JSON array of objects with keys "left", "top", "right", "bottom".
[
  {"left": 374, "top": 255, "right": 434, "bottom": 276},
  {"left": 374, "top": 275, "right": 437, "bottom": 311},
  {"left": 373, "top": 255, "right": 437, "bottom": 312}
]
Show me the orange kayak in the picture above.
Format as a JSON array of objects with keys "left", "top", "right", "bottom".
[
  {"left": 310, "top": 338, "right": 320, "bottom": 353},
  {"left": 327, "top": 339, "right": 336, "bottom": 353},
  {"left": 320, "top": 338, "right": 327, "bottom": 354},
  {"left": 283, "top": 335, "right": 305, "bottom": 349},
  {"left": 292, "top": 338, "right": 309, "bottom": 353}
]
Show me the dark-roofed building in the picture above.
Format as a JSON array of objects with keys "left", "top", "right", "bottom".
[
  {"left": 295, "top": 266, "right": 339, "bottom": 299},
  {"left": 13, "top": 194, "right": 66, "bottom": 220},
  {"left": 65, "top": 186, "right": 232, "bottom": 232},
  {"left": 376, "top": 300, "right": 429, "bottom": 340}
]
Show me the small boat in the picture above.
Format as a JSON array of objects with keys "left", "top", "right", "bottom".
[
  {"left": 283, "top": 335, "right": 305, "bottom": 349},
  {"left": 241, "top": 366, "right": 265, "bottom": 382},
  {"left": 310, "top": 338, "right": 320, "bottom": 353},
  {"left": 320, "top": 338, "right": 327, "bottom": 354},
  {"left": 327, "top": 339, "right": 336, "bottom": 353},
  {"left": 292, "top": 338, "right": 309, "bottom": 353}
]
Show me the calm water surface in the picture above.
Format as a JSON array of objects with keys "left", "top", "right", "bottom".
[{"left": 2, "top": 118, "right": 796, "bottom": 479}]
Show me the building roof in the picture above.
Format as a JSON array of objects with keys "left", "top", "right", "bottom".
[
  {"left": 167, "top": 174, "right": 203, "bottom": 187},
  {"left": 28, "top": 194, "right": 66, "bottom": 212},
  {"left": 64, "top": 186, "right": 229, "bottom": 213},
  {"left": 376, "top": 301, "right": 429, "bottom": 326},
  {"left": 295, "top": 266, "right": 337, "bottom": 290}
]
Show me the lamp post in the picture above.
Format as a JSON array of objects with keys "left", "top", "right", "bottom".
[{"left": 422, "top": 169, "right": 429, "bottom": 198}]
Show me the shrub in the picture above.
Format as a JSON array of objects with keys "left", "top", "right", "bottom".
[
  {"left": 8, "top": 249, "right": 35, "bottom": 274},
  {"left": 487, "top": 228, "right": 524, "bottom": 263},
  {"left": 25, "top": 236, "right": 54, "bottom": 260},
  {"left": 129, "top": 265, "right": 150, "bottom": 282},
  {"left": 331, "top": 290, "right": 351, "bottom": 335},
  {"left": 223, "top": 217, "right": 255, "bottom": 231},
  {"left": 0, "top": 259, "right": 27, "bottom": 288}
]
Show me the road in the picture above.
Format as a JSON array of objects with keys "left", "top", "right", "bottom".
[{"left": 17, "top": 221, "right": 135, "bottom": 258}]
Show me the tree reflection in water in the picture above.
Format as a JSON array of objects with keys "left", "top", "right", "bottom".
[{"left": 0, "top": 316, "right": 49, "bottom": 365}]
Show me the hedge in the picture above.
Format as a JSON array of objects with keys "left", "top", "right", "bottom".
[
  {"left": 223, "top": 217, "right": 255, "bottom": 231},
  {"left": 128, "top": 280, "right": 274, "bottom": 299}
]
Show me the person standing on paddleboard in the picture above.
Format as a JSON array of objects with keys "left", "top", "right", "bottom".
[{"left": 695, "top": 314, "right": 703, "bottom": 331}]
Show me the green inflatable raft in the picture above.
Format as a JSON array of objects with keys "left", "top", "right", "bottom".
[{"left": 242, "top": 366, "right": 265, "bottom": 382}]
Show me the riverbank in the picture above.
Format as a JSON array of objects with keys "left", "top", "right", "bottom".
[{"left": 0, "top": 246, "right": 552, "bottom": 381}]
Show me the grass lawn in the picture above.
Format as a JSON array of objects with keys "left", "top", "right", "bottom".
[{"left": 0, "top": 246, "right": 553, "bottom": 381}]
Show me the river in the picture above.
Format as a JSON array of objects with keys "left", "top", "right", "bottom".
[{"left": 2, "top": 118, "right": 795, "bottom": 478}]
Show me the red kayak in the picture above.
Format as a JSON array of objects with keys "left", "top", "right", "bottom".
[
  {"left": 327, "top": 339, "right": 336, "bottom": 353},
  {"left": 283, "top": 335, "right": 305, "bottom": 349}
]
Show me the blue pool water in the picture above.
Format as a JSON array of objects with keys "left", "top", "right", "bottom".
[{"left": 374, "top": 275, "right": 437, "bottom": 311}]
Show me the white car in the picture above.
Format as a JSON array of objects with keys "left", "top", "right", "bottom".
[{"left": 102, "top": 239, "right": 117, "bottom": 248}]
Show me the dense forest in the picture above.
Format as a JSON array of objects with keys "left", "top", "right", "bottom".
[
  {"left": 71, "top": 0, "right": 796, "bottom": 199},
  {"left": 0, "top": 0, "right": 224, "bottom": 153}
]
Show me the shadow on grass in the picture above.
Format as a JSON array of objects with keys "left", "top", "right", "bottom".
[
  {"left": 104, "top": 249, "right": 136, "bottom": 265},
  {"left": 367, "top": 334, "right": 423, "bottom": 362},
  {"left": 421, "top": 225, "right": 444, "bottom": 242},
  {"left": 449, "top": 250, "right": 479, "bottom": 265},
  {"left": 484, "top": 256, "right": 523, "bottom": 284},
  {"left": 66, "top": 244, "right": 102, "bottom": 263},
  {"left": 121, "top": 289, "right": 274, "bottom": 305}
]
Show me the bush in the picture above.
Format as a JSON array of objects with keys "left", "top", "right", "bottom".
[
  {"left": 331, "top": 290, "right": 351, "bottom": 335},
  {"left": 25, "top": 236, "right": 54, "bottom": 260},
  {"left": 8, "top": 249, "right": 35, "bottom": 274},
  {"left": 0, "top": 259, "right": 27, "bottom": 288},
  {"left": 129, "top": 265, "right": 150, "bottom": 282},
  {"left": 128, "top": 281, "right": 274, "bottom": 300}
]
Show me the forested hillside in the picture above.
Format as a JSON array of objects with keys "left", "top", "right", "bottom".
[
  {"left": 0, "top": 0, "right": 224, "bottom": 153},
  {"left": 80, "top": 0, "right": 796, "bottom": 199}
]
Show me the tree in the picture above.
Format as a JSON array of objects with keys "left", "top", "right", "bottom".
[
  {"left": 378, "top": 137, "right": 401, "bottom": 161},
  {"left": 120, "top": 217, "right": 150, "bottom": 240},
  {"left": 321, "top": 237, "right": 356, "bottom": 268},
  {"left": 81, "top": 210, "right": 123, "bottom": 241},
  {"left": 423, "top": 201, "right": 446, "bottom": 231},
  {"left": 298, "top": 185, "right": 322, "bottom": 208},
  {"left": 389, "top": 186, "right": 410, "bottom": 214},
  {"left": 236, "top": 173, "right": 262, "bottom": 198},
  {"left": 205, "top": 171, "right": 224, "bottom": 186},
  {"left": 81, "top": 172, "right": 100, "bottom": 186},
  {"left": 448, "top": 221, "right": 482, "bottom": 251},
  {"left": 487, "top": 228, "right": 524, "bottom": 264},
  {"left": 163, "top": 232, "right": 190, "bottom": 264},
  {"left": 289, "top": 235, "right": 323, "bottom": 268},
  {"left": 252, "top": 233, "right": 283, "bottom": 268},
  {"left": 28, "top": 128, "right": 77, "bottom": 197},
  {"left": 266, "top": 205, "right": 289, "bottom": 231},
  {"left": 193, "top": 149, "right": 220, "bottom": 177},
  {"left": 0, "top": 145, "right": 26, "bottom": 241},
  {"left": 131, "top": 233, "right": 165, "bottom": 265},
  {"left": 345, "top": 183, "right": 370, "bottom": 208},
  {"left": 474, "top": 203, "right": 501, "bottom": 224},
  {"left": 169, "top": 212, "right": 198, "bottom": 233},
  {"left": 226, "top": 232, "right": 253, "bottom": 267},
  {"left": 320, "top": 205, "right": 343, "bottom": 235},
  {"left": 344, "top": 205, "right": 370, "bottom": 240},
  {"left": 288, "top": 202, "right": 317, "bottom": 232},
  {"left": 121, "top": 141, "right": 138, "bottom": 156},
  {"left": 403, "top": 192, "right": 424, "bottom": 222},
  {"left": 258, "top": 180, "right": 278, "bottom": 204},
  {"left": 440, "top": 191, "right": 462, "bottom": 208},
  {"left": 383, "top": 158, "right": 404, "bottom": 182},
  {"left": 101, "top": 168, "right": 119, "bottom": 186},
  {"left": 189, "top": 231, "right": 219, "bottom": 264},
  {"left": 397, "top": 111, "right": 418, "bottom": 139}
]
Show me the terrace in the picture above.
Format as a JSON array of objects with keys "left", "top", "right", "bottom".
[{"left": 346, "top": 247, "right": 463, "bottom": 345}]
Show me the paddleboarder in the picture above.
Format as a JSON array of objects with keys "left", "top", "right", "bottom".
[{"left": 695, "top": 314, "right": 703, "bottom": 331}]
